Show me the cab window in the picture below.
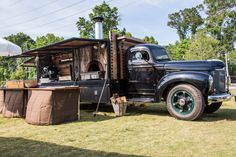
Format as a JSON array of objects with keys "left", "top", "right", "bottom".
[
  {"left": 128, "top": 51, "right": 150, "bottom": 64},
  {"left": 149, "top": 46, "right": 170, "bottom": 61}
]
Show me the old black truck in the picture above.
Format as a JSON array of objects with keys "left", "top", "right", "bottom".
[
  {"left": 19, "top": 17, "right": 231, "bottom": 121},
  {"left": 125, "top": 44, "right": 231, "bottom": 120},
  {"left": 19, "top": 33, "right": 231, "bottom": 121}
]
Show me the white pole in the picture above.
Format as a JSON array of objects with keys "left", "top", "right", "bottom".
[{"left": 225, "top": 52, "right": 231, "bottom": 90}]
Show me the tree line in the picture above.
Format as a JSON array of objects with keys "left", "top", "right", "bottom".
[
  {"left": 0, "top": 0, "right": 235, "bottom": 85},
  {"left": 166, "top": 0, "right": 235, "bottom": 75},
  {"left": 0, "top": 33, "right": 64, "bottom": 85}
]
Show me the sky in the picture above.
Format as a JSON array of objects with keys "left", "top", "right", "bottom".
[{"left": 0, "top": 0, "right": 203, "bottom": 45}]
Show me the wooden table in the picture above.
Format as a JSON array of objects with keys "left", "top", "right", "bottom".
[{"left": 26, "top": 87, "right": 80, "bottom": 125}]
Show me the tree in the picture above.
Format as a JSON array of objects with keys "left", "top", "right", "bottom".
[
  {"left": 76, "top": 1, "right": 120, "bottom": 38},
  {"left": 185, "top": 31, "right": 222, "bottom": 60},
  {"left": 33, "top": 33, "right": 64, "bottom": 49},
  {"left": 4, "top": 32, "right": 35, "bottom": 51},
  {"left": 167, "top": 5, "right": 204, "bottom": 40},
  {"left": 112, "top": 28, "right": 132, "bottom": 37},
  {"left": 27, "top": 33, "right": 64, "bottom": 80},
  {"left": 1, "top": 33, "right": 35, "bottom": 83},
  {"left": 204, "top": 0, "right": 236, "bottom": 51},
  {"left": 165, "top": 39, "right": 191, "bottom": 60},
  {"left": 119, "top": 28, "right": 132, "bottom": 37},
  {"left": 0, "top": 56, "right": 23, "bottom": 85},
  {"left": 76, "top": 17, "right": 94, "bottom": 38},
  {"left": 228, "top": 50, "right": 236, "bottom": 75},
  {"left": 9, "top": 66, "right": 25, "bottom": 80},
  {"left": 143, "top": 36, "right": 158, "bottom": 44},
  {"left": 168, "top": 12, "right": 187, "bottom": 40},
  {"left": 1, "top": 33, "right": 64, "bottom": 83},
  {"left": 0, "top": 57, "right": 14, "bottom": 86}
]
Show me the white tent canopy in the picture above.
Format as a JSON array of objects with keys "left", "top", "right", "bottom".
[{"left": 0, "top": 38, "right": 22, "bottom": 56}]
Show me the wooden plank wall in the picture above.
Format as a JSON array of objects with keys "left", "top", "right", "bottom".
[
  {"left": 98, "top": 43, "right": 108, "bottom": 71},
  {"left": 78, "top": 46, "right": 93, "bottom": 73},
  {"left": 36, "top": 44, "right": 108, "bottom": 82},
  {"left": 118, "top": 40, "right": 140, "bottom": 80},
  {"left": 73, "top": 45, "right": 107, "bottom": 81},
  {"left": 52, "top": 53, "right": 72, "bottom": 77},
  {"left": 73, "top": 49, "right": 80, "bottom": 80},
  {"left": 110, "top": 32, "right": 146, "bottom": 81}
]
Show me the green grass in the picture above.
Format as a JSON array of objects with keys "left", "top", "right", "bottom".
[{"left": 0, "top": 91, "right": 236, "bottom": 157}]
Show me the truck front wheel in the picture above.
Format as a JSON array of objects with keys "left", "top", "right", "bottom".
[{"left": 167, "top": 84, "right": 205, "bottom": 121}]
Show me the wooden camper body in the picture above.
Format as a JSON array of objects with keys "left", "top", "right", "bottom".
[{"left": 21, "top": 33, "right": 145, "bottom": 104}]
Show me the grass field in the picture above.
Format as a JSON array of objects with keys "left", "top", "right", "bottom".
[{"left": 0, "top": 90, "right": 235, "bottom": 157}]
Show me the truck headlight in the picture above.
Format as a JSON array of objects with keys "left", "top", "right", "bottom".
[{"left": 209, "top": 75, "right": 213, "bottom": 91}]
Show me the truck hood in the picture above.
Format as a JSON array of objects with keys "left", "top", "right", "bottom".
[{"left": 160, "top": 60, "right": 225, "bottom": 71}]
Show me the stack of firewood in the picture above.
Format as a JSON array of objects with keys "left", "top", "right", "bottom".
[{"left": 110, "top": 94, "right": 127, "bottom": 117}]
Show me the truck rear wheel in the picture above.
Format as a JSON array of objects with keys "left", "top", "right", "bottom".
[
  {"left": 167, "top": 84, "right": 205, "bottom": 121},
  {"left": 204, "top": 102, "right": 222, "bottom": 113}
]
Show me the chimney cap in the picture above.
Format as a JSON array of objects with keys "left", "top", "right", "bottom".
[{"left": 92, "top": 16, "right": 104, "bottom": 22}]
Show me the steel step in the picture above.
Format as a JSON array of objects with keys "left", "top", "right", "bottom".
[{"left": 127, "top": 98, "right": 154, "bottom": 103}]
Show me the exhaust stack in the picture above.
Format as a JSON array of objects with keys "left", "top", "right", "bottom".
[{"left": 93, "top": 16, "right": 104, "bottom": 39}]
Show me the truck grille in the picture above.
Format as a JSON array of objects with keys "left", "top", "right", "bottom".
[{"left": 213, "top": 68, "right": 226, "bottom": 93}]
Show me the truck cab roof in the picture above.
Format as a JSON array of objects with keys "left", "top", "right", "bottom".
[{"left": 132, "top": 44, "right": 164, "bottom": 49}]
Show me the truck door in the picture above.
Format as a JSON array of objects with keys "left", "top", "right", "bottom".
[{"left": 127, "top": 50, "right": 157, "bottom": 98}]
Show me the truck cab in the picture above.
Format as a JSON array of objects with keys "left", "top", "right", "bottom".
[
  {"left": 127, "top": 44, "right": 168, "bottom": 101},
  {"left": 127, "top": 44, "right": 231, "bottom": 120}
]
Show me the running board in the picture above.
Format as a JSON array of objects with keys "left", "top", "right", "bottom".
[{"left": 127, "top": 98, "right": 154, "bottom": 103}]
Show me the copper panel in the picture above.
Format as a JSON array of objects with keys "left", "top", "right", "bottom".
[
  {"left": 2, "top": 90, "right": 25, "bottom": 118},
  {"left": 0, "top": 90, "right": 4, "bottom": 114},
  {"left": 26, "top": 89, "right": 79, "bottom": 125}
]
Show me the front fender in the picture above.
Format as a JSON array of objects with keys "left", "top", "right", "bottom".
[{"left": 155, "top": 71, "right": 210, "bottom": 102}]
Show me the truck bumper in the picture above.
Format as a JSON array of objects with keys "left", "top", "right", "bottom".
[{"left": 208, "top": 93, "right": 232, "bottom": 103}]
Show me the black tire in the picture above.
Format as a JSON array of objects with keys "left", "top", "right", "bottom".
[
  {"left": 204, "top": 102, "right": 222, "bottom": 113},
  {"left": 167, "top": 84, "right": 205, "bottom": 121}
]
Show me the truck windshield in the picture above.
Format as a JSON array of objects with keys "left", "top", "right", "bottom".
[{"left": 149, "top": 46, "right": 170, "bottom": 61}]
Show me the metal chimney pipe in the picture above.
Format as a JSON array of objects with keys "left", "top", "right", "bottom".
[{"left": 92, "top": 16, "right": 104, "bottom": 39}]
